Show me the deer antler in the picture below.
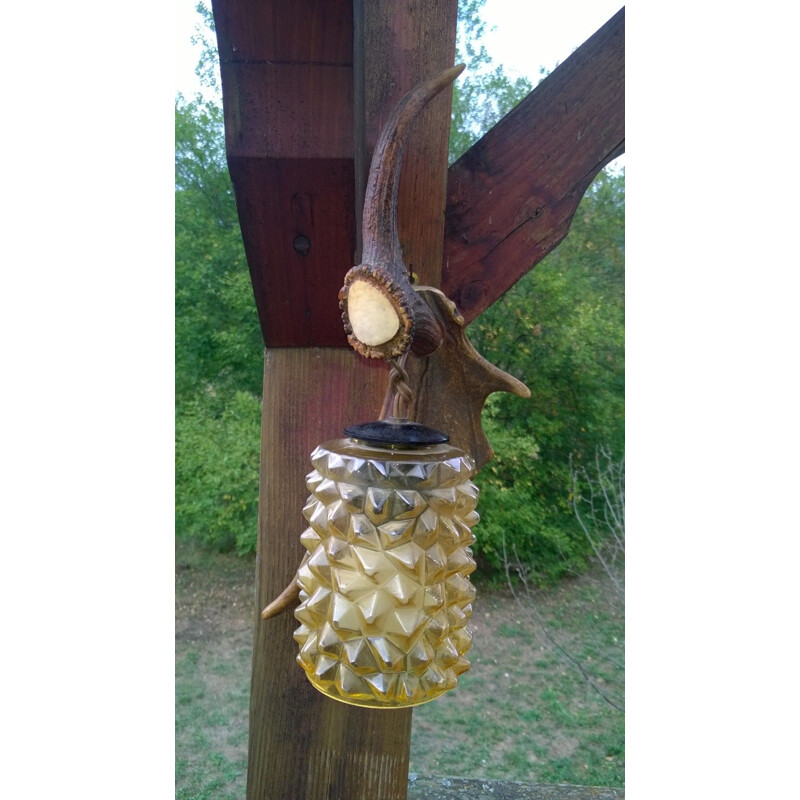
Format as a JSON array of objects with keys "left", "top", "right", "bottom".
[{"left": 339, "top": 64, "right": 465, "bottom": 360}]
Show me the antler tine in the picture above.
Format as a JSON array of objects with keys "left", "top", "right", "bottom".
[{"left": 339, "top": 64, "right": 465, "bottom": 361}]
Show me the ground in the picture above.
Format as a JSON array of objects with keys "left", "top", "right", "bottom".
[{"left": 175, "top": 541, "right": 624, "bottom": 800}]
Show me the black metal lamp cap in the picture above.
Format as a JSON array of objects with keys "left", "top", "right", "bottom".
[{"left": 344, "top": 418, "right": 449, "bottom": 448}]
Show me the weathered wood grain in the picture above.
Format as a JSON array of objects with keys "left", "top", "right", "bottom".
[
  {"left": 248, "top": 349, "right": 416, "bottom": 800},
  {"left": 441, "top": 7, "right": 625, "bottom": 323},
  {"left": 212, "top": 0, "right": 353, "bottom": 64},
  {"left": 363, "top": 0, "right": 459, "bottom": 289}
]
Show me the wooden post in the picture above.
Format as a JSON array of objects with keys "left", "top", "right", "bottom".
[
  {"left": 211, "top": 2, "right": 458, "bottom": 797},
  {"left": 249, "top": 350, "right": 410, "bottom": 799}
]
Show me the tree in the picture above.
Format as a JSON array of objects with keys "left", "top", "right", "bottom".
[
  {"left": 175, "top": 90, "right": 263, "bottom": 553},
  {"left": 469, "top": 168, "right": 625, "bottom": 582},
  {"left": 175, "top": 4, "right": 263, "bottom": 405},
  {"left": 503, "top": 445, "right": 625, "bottom": 712}
]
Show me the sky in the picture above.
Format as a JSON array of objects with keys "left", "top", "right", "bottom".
[{"left": 479, "top": 0, "right": 624, "bottom": 81}]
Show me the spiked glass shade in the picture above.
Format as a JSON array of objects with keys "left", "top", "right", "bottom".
[{"left": 293, "top": 429, "right": 479, "bottom": 708}]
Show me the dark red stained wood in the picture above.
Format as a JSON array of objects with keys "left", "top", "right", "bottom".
[
  {"left": 221, "top": 63, "right": 354, "bottom": 160},
  {"left": 441, "top": 7, "right": 625, "bottom": 324},
  {"left": 213, "top": 0, "right": 356, "bottom": 348},
  {"left": 227, "top": 156, "right": 356, "bottom": 347},
  {"left": 213, "top": 0, "right": 352, "bottom": 63}
]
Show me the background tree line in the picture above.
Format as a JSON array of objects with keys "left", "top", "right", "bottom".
[{"left": 175, "top": 1, "right": 624, "bottom": 582}]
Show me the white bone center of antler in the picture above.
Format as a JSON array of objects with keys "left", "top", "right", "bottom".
[{"left": 348, "top": 279, "right": 401, "bottom": 346}]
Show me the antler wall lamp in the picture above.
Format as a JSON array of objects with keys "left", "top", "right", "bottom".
[{"left": 262, "top": 65, "right": 529, "bottom": 709}]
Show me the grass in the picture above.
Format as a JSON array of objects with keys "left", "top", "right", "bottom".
[
  {"left": 175, "top": 541, "right": 624, "bottom": 796},
  {"left": 175, "top": 542, "right": 253, "bottom": 800},
  {"left": 408, "top": 574, "right": 624, "bottom": 786},
  {"left": 175, "top": 640, "right": 250, "bottom": 800}
]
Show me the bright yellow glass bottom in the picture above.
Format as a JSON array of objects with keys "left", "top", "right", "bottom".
[{"left": 293, "top": 439, "right": 479, "bottom": 709}]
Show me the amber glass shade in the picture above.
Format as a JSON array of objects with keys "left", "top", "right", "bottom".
[{"left": 293, "top": 437, "right": 479, "bottom": 708}]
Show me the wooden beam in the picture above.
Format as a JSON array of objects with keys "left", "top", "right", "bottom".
[
  {"left": 441, "top": 7, "right": 625, "bottom": 324},
  {"left": 213, "top": 0, "right": 356, "bottom": 348}
]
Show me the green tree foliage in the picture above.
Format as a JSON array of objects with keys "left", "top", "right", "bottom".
[
  {"left": 175, "top": 5, "right": 264, "bottom": 554},
  {"left": 175, "top": 90, "right": 263, "bottom": 552},
  {"left": 469, "top": 170, "right": 625, "bottom": 582},
  {"left": 175, "top": 390, "right": 261, "bottom": 553}
]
